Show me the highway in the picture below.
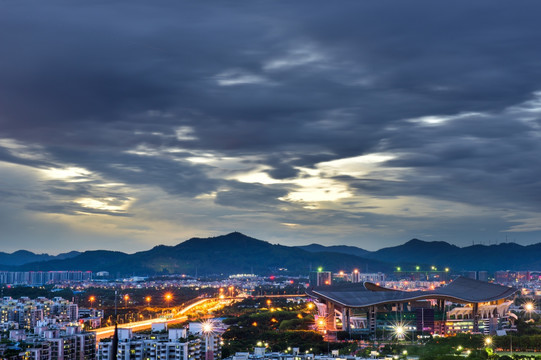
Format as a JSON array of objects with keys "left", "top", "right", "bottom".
[
  {"left": 91, "top": 294, "right": 305, "bottom": 341},
  {"left": 91, "top": 298, "right": 214, "bottom": 341}
]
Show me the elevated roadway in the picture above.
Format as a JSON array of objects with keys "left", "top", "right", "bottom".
[{"left": 91, "top": 298, "right": 214, "bottom": 341}]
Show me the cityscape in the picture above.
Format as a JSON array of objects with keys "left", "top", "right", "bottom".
[
  {"left": 1, "top": 234, "right": 541, "bottom": 360},
  {"left": 2, "top": 1, "right": 541, "bottom": 360}
]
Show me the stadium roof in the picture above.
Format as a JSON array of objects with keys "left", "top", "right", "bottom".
[{"left": 307, "top": 276, "right": 518, "bottom": 308}]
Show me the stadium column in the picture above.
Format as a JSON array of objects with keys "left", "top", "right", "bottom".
[
  {"left": 473, "top": 303, "right": 479, "bottom": 333},
  {"left": 346, "top": 308, "right": 351, "bottom": 333},
  {"left": 437, "top": 299, "right": 444, "bottom": 312},
  {"left": 327, "top": 301, "right": 336, "bottom": 331},
  {"left": 368, "top": 306, "right": 377, "bottom": 338}
]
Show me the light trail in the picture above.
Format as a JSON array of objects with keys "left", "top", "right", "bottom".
[
  {"left": 91, "top": 295, "right": 303, "bottom": 341},
  {"left": 91, "top": 298, "right": 213, "bottom": 341}
]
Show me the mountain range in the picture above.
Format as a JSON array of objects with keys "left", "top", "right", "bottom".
[
  {"left": 299, "top": 238, "right": 541, "bottom": 272},
  {"left": 1, "top": 233, "right": 540, "bottom": 276},
  {"left": 4, "top": 232, "right": 390, "bottom": 276},
  {"left": 0, "top": 250, "right": 81, "bottom": 266}
]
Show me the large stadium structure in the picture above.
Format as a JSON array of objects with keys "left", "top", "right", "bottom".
[{"left": 306, "top": 276, "right": 518, "bottom": 338}]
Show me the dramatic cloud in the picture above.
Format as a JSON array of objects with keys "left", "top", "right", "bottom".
[{"left": 1, "top": 1, "right": 541, "bottom": 253}]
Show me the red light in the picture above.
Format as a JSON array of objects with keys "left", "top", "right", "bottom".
[
  {"left": 269, "top": 275, "right": 275, "bottom": 280},
  {"left": 289, "top": 280, "right": 294, "bottom": 284}
]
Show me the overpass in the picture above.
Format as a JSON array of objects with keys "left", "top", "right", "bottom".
[{"left": 91, "top": 297, "right": 217, "bottom": 341}]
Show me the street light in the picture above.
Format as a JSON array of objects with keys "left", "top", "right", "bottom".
[
  {"left": 89, "top": 296, "right": 95, "bottom": 308},
  {"left": 165, "top": 293, "right": 172, "bottom": 308},
  {"left": 123, "top": 294, "right": 129, "bottom": 308},
  {"left": 525, "top": 301, "right": 535, "bottom": 320},
  {"left": 485, "top": 337, "right": 492, "bottom": 347},
  {"left": 393, "top": 323, "right": 406, "bottom": 341},
  {"left": 201, "top": 320, "right": 215, "bottom": 360},
  {"left": 145, "top": 296, "right": 151, "bottom": 307},
  {"left": 202, "top": 320, "right": 214, "bottom": 334}
]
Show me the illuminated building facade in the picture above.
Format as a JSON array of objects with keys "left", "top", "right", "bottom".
[{"left": 307, "top": 277, "right": 517, "bottom": 338}]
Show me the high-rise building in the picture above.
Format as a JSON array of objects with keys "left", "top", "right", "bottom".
[
  {"left": 477, "top": 271, "right": 488, "bottom": 282},
  {"left": 98, "top": 328, "right": 219, "bottom": 360},
  {"left": 309, "top": 271, "right": 331, "bottom": 286}
]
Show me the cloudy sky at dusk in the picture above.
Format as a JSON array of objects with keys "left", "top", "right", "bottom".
[{"left": 2, "top": 1, "right": 541, "bottom": 253}]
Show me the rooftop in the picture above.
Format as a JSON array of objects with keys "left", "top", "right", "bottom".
[{"left": 307, "top": 276, "right": 518, "bottom": 308}]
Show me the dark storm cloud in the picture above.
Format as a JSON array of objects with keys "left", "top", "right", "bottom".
[
  {"left": 215, "top": 182, "right": 290, "bottom": 210},
  {"left": 1, "top": 0, "right": 541, "bottom": 250}
]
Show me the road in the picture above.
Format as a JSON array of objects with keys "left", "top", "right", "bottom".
[
  {"left": 251, "top": 294, "right": 306, "bottom": 298},
  {"left": 91, "top": 298, "right": 214, "bottom": 341},
  {"left": 91, "top": 294, "right": 305, "bottom": 341}
]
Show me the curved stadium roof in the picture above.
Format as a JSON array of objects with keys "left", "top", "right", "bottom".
[{"left": 307, "top": 276, "right": 518, "bottom": 308}]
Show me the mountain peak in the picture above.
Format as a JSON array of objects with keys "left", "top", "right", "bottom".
[
  {"left": 402, "top": 238, "right": 457, "bottom": 249},
  {"left": 177, "top": 232, "right": 271, "bottom": 251},
  {"left": 11, "top": 250, "right": 38, "bottom": 256}
]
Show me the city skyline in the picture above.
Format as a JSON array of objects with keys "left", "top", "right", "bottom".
[{"left": 2, "top": 1, "right": 541, "bottom": 253}]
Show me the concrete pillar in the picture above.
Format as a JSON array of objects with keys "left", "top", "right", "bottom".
[
  {"left": 368, "top": 306, "right": 377, "bottom": 338},
  {"left": 327, "top": 301, "right": 336, "bottom": 330},
  {"left": 473, "top": 303, "right": 479, "bottom": 333},
  {"left": 438, "top": 299, "right": 444, "bottom": 312},
  {"left": 345, "top": 308, "right": 351, "bottom": 333}
]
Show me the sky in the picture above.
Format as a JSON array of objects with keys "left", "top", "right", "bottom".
[{"left": 1, "top": 1, "right": 541, "bottom": 254}]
